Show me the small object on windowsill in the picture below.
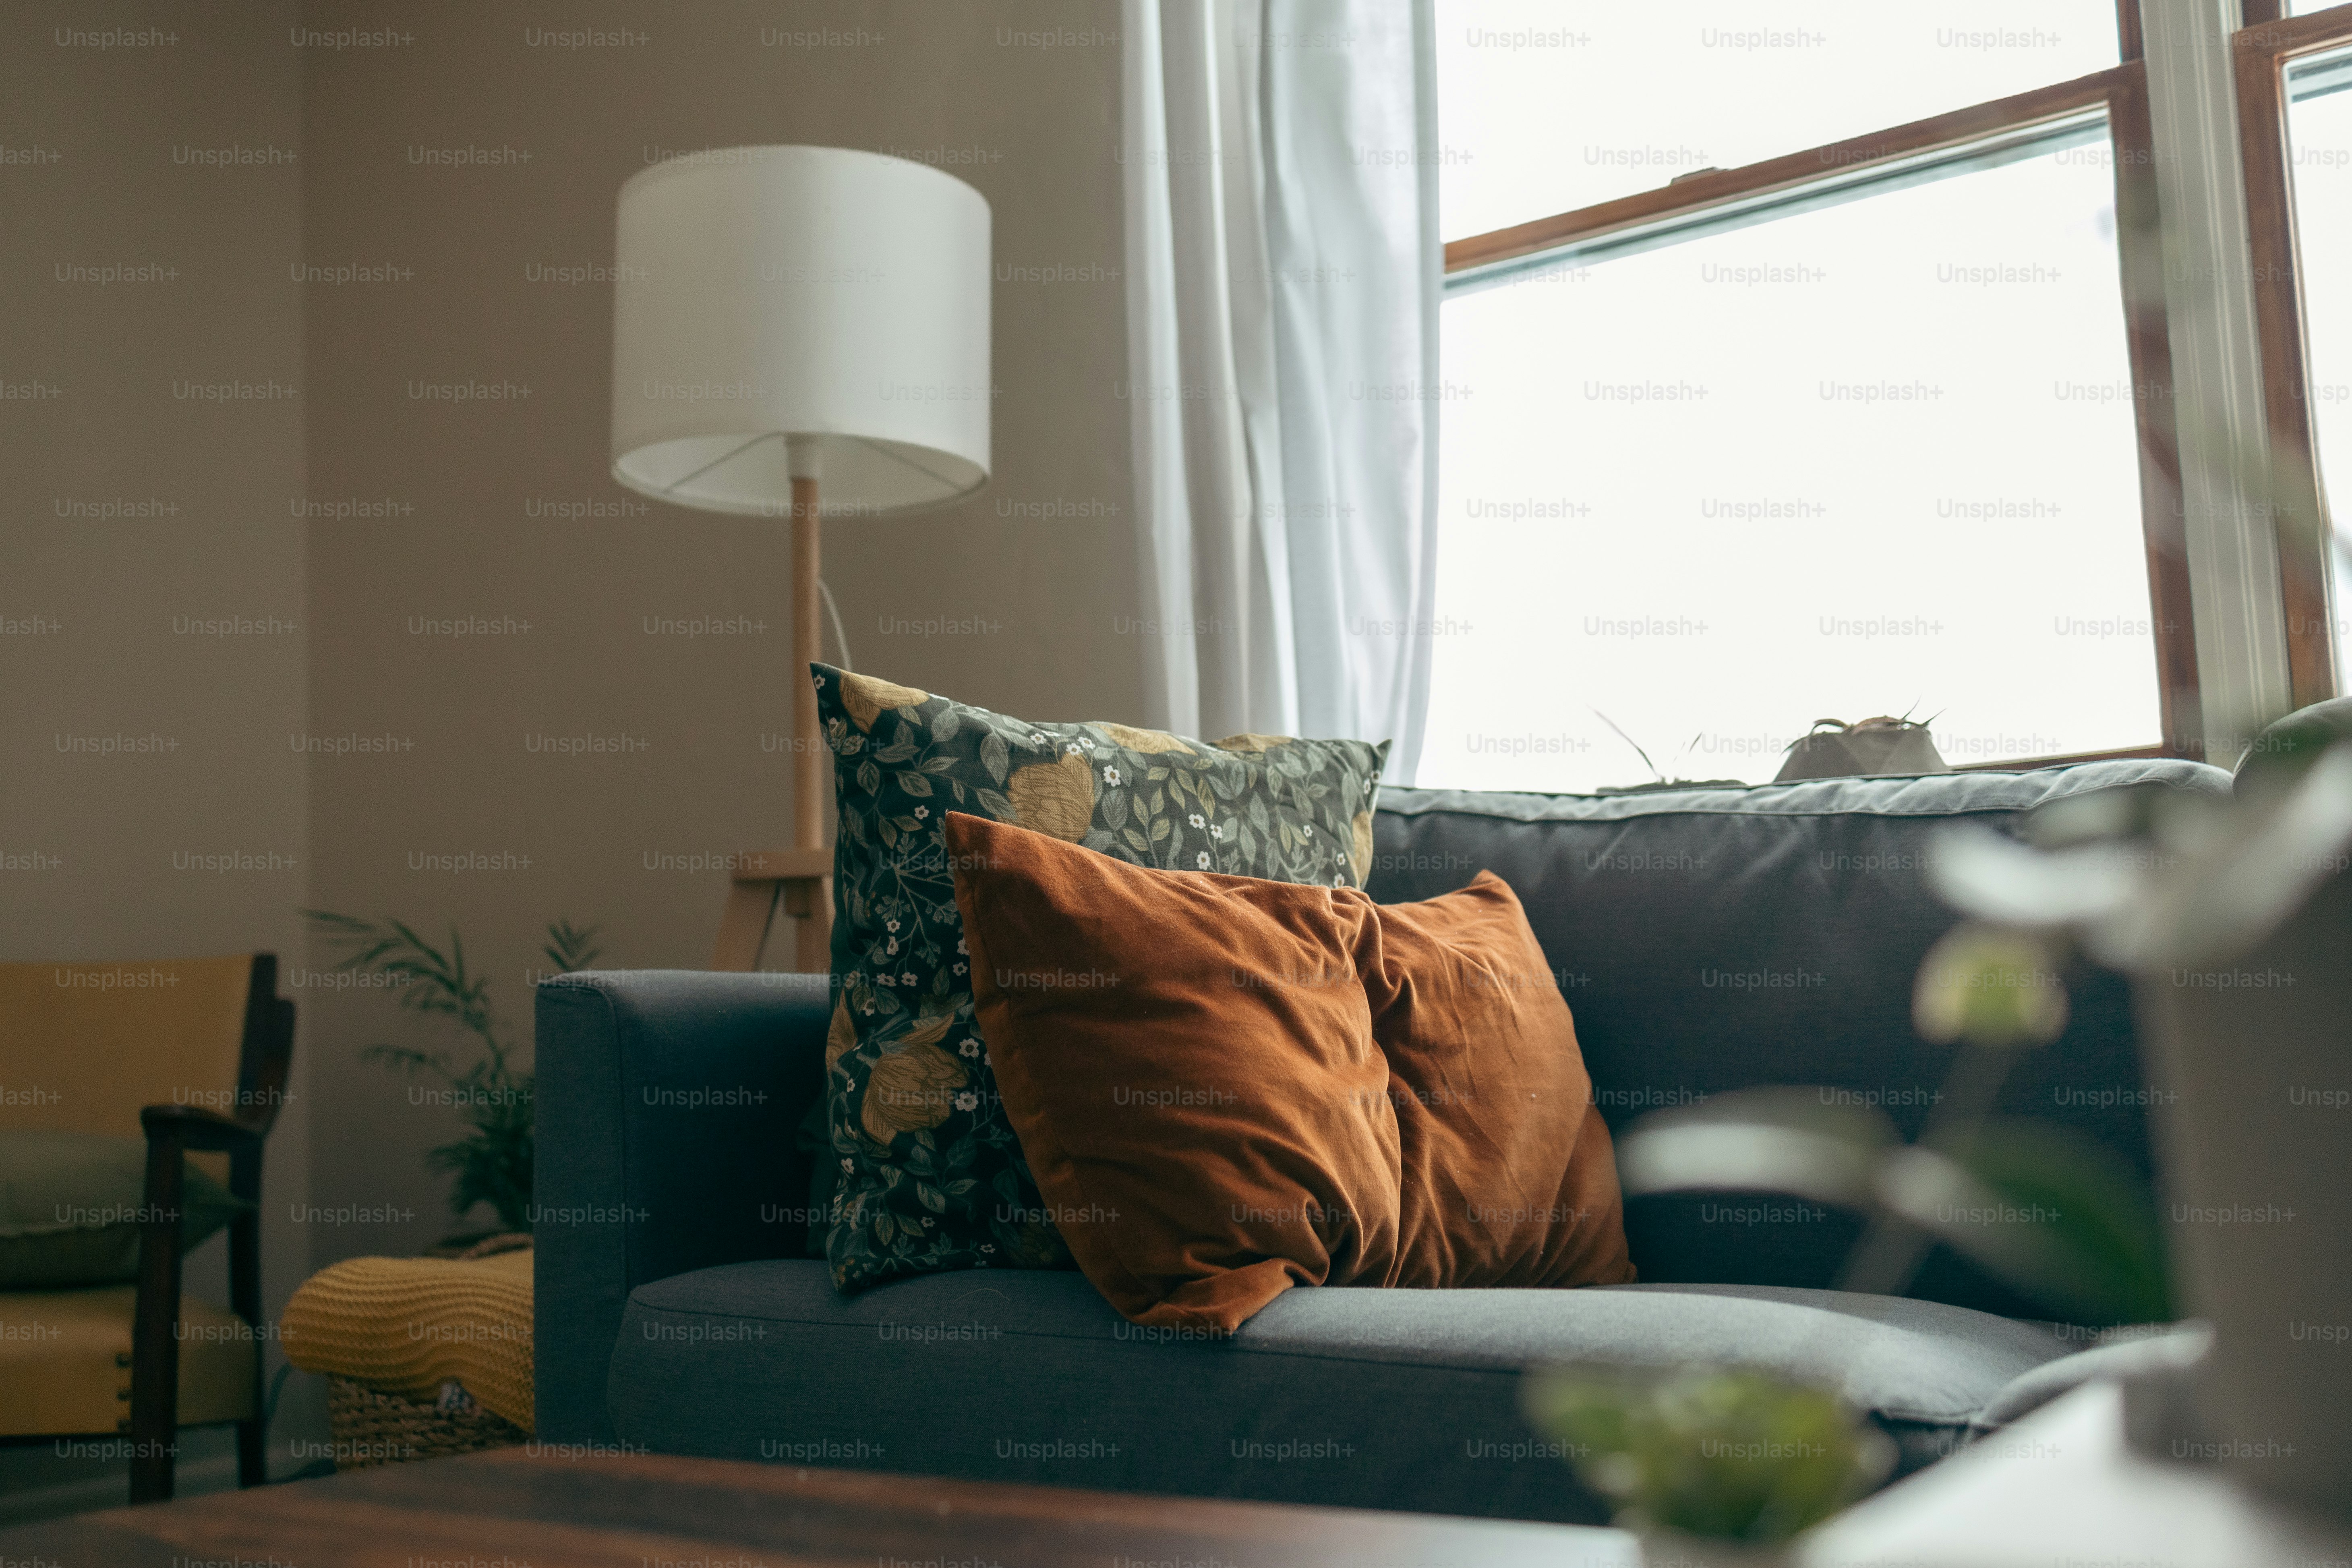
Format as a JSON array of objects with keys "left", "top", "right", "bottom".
[
  {"left": 1587, "top": 709, "right": 1743, "bottom": 795},
  {"left": 1774, "top": 717, "right": 1950, "bottom": 782},
  {"left": 1668, "top": 166, "right": 1726, "bottom": 184}
]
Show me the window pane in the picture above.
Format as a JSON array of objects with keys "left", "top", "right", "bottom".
[
  {"left": 1439, "top": 0, "right": 2122, "bottom": 240},
  {"left": 1421, "top": 133, "right": 2161, "bottom": 793},
  {"left": 2285, "top": 46, "right": 2352, "bottom": 679}
]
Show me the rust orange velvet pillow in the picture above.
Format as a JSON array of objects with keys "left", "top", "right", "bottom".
[
  {"left": 947, "top": 812, "right": 1631, "bottom": 1333},
  {"left": 949, "top": 812, "right": 1402, "bottom": 1333},
  {"left": 1360, "top": 873, "right": 1633, "bottom": 1292}
]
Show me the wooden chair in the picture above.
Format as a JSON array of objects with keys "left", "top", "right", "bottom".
[
  {"left": 0, "top": 954, "right": 294, "bottom": 1503},
  {"left": 710, "top": 849, "right": 832, "bottom": 972}
]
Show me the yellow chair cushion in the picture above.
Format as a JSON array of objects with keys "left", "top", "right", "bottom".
[
  {"left": 281, "top": 1248, "right": 533, "bottom": 1431},
  {"left": 0, "top": 1286, "right": 256, "bottom": 1437}
]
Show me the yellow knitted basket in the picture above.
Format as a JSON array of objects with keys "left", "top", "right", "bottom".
[
  {"left": 325, "top": 1376, "right": 525, "bottom": 1469},
  {"left": 288, "top": 1232, "right": 536, "bottom": 1467}
]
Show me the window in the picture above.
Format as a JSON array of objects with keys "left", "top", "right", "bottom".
[
  {"left": 2240, "top": 2, "right": 2352, "bottom": 711},
  {"left": 1439, "top": 0, "right": 2122, "bottom": 237},
  {"left": 1423, "top": 2, "right": 2197, "bottom": 792},
  {"left": 2285, "top": 46, "right": 2352, "bottom": 681},
  {"left": 2239, "top": 14, "right": 2352, "bottom": 705}
]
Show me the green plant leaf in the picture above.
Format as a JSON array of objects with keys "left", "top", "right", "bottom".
[
  {"left": 1614, "top": 1087, "right": 1897, "bottom": 1211},
  {"left": 316, "top": 907, "right": 551, "bottom": 1231},
  {"left": 543, "top": 918, "right": 604, "bottom": 975},
  {"left": 1912, "top": 924, "right": 2069, "bottom": 1048},
  {"left": 1899, "top": 1120, "right": 2171, "bottom": 1325},
  {"left": 1522, "top": 1366, "right": 1892, "bottom": 1543}
]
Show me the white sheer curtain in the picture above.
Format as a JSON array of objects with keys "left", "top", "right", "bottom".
[{"left": 1121, "top": 0, "right": 1442, "bottom": 781}]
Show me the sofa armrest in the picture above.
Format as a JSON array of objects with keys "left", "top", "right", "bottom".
[{"left": 533, "top": 969, "right": 830, "bottom": 1443}]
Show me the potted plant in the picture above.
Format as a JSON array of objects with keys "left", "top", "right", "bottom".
[{"left": 306, "top": 911, "right": 602, "bottom": 1245}]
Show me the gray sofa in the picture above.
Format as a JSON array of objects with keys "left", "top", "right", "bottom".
[{"left": 534, "top": 758, "right": 2229, "bottom": 1525}]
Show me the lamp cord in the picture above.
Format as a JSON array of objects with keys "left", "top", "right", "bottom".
[{"left": 818, "top": 577, "right": 853, "bottom": 671}]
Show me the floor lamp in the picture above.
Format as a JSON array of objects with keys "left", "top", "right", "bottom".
[{"left": 610, "top": 145, "right": 991, "bottom": 971}]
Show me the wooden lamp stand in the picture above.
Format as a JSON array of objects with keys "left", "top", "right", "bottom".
[{"left": 711, "top": 464, "right": 833, "bottom": 972}]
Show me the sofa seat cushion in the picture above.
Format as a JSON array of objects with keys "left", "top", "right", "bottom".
[{"left": 607, "top": 1260, "right": 2072, "bottom": 1525}]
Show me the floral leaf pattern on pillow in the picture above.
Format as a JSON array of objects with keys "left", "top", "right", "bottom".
[{"left": 812, "top": 663, "right": 1389, "bottom": 1293}]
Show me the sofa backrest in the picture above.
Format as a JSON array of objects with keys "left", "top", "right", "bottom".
[{"left": 1365, "top": 759, "right": 2231, "bottom": 1318}]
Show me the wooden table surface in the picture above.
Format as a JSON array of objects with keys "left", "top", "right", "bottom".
[{"left": 0, "top": 1447, "right": 1641, "bottom": 1568}]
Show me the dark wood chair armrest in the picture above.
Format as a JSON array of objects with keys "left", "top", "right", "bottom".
[
  {"left": 139, "top": 1102, "right": 265, "bottom": 1152},
  {"left": 129, "top": 1104, "right": 268, "bottom": 1503}
]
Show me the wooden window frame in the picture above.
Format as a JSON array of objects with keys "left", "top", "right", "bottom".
[
  {"left": 1438, "top": 1, "right": 2207, "bottom": 764},
  {"left": 2235, "top": 0, "right": 2352, "bottom": 710}
]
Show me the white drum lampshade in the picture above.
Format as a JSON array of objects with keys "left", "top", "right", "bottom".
[{"left": 610, "top": 145, "right": 991, "bottom": 514}]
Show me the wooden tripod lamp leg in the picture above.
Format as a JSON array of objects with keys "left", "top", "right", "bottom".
[
  {"left": 712, "top": 879, "right": 781, "bottom": 971},
  {"left": 790, "top": 460, "right": 832, "bottom": 974},
  {"left": 711, "top": 460, "right": 835, "bottom": 975},
  {"left": 793, "top": 471, "right": 823, "bottom": 853}
]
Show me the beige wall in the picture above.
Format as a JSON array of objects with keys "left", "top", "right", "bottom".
[
  {"left": 2, "top": 0, "right": 1132, "bottom": 1500},
  {"left": 0, "top": 4, "right": 307, "bottom": 982},
  {"left": 0, "top": 0, "right": 312, "bottom": 1505},
  {"left": 298, "top": 0, "right": 1138, "bottom": 1262}
]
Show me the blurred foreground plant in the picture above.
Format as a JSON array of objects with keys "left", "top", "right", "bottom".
[
  {"left": 1610, "top": 791, "right": 2208, "bottom": 1332},
  {"left": 1524, "top": 760, "right": 2352, "bottom": 1549},
  {"left": 1555, "top": 741, "right": 2352, "bottom": 1541},
  {"left": 304, "top": 911, "right": 602, "bottom": 1234},
  {"left": 1524, "top": 1367, "right": 1891, "bottom": 1547},
  {"left": 1611, "top": 899, "right": 2171, "bottom": 1328}
]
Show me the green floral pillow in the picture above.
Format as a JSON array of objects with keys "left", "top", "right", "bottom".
[{"left": 812, "top": 662, "right": 1389, "bottom": 1293}]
